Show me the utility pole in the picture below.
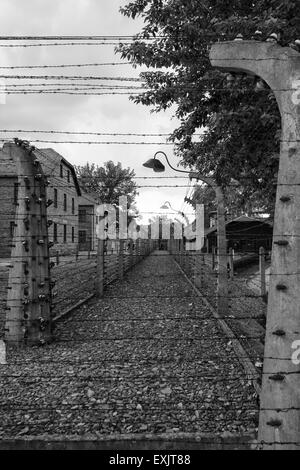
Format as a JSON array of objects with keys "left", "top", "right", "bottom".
[
  {"left": 210, "top": 38, "right": 300, "bottom": 449},
  {"left": 5, "top": 139, "right": 52, "bottom": 346}
]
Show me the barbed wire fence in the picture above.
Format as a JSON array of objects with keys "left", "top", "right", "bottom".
[
  {"left": 0, "top": 139, "right": 157, "bottom": 345},
  {"left": 0, "top": 33, "right": 299, "bottom": 449},
  {"left": 0, "top": 138, "right": 298, "bottom": 448}
]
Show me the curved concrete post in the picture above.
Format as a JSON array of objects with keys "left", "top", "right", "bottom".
[
  {"left": 210, "top": 41, "right": 300, "bottom": 449},
  {"left": 189, "top": 172, "right": 228, "bottom": 316}
]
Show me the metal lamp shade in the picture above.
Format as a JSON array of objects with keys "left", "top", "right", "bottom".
[{"left": 143, "top": 158, "right": 165, "bottom": 173}]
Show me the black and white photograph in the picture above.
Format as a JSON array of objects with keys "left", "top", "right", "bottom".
[{"left": 0, "top": 0, "right": 299, "bottom": 458}]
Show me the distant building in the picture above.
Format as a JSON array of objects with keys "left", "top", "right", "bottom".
[
  {"left": 205, "top": 215, "right": 273, "bottom": 253},
  {"left": 78, "top": 191, "right": 99, "bottom": 251},
  {"left": 0, "top": 144, "right": 19, "bottom": 258},
  {"left": 0, "top": 143, "right": 99, "bottom": 257}
]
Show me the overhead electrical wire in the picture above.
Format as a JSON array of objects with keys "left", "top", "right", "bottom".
[
  {"left": 0, "top": 129, "right": 204, "bottom": 137},
  {"left": 0, "top": 62, "right": 135, "bottom": 69}
]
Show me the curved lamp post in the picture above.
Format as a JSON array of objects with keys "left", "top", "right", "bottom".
[
  {"left": 143, "top": 151, "right": 228, "bottom": 317},
  {"left": 160, "top": 201, "right": 189, "bottom": 226}
]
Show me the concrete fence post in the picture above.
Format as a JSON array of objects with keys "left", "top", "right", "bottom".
[
  {"left": 5, "top": 140, "right": 52, "bottom": 346},
  {"left": 210, "top": 39, "right": 300, "bottom": 449}
]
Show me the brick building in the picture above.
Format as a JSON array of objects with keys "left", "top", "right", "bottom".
[
  {"left": 0, "top": 143, "right": 98, "bottom": 257},
  {"left": 0, "top": 144, "right": 19, "bottom": 257},
  {"left": 78, "top": 192, "right": 99, "bottom": 251}
]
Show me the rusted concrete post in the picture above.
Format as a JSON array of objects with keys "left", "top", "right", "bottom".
[
  {"left": 210, "top": 40, "right": 300, "bottom": 449},
  {"left": 5, "top": 141, "right": 52, "bottom": 346}
]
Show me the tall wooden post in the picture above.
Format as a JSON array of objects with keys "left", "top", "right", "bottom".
[
  {"left": 212, "top": 246, "right": 216, "bottom": 270},
  {"left": 229, "top": 247, "right": 234, "bottom": 281},
  {"left": 136, "top": 238, "right": 140, "bottom": 264},
  {"left": 193, "top": 252, "right": 201, "bottom": 289},
  {"left": 96, "top": 239, "right": 104, "bottom": 297},
  {"left": 129, "top": 239, "right": 133, "bottom": 267},
  {"left": 210, "top": 39, "right": 300, "bottom": 449},
  {"left": 118, "top": 239, "right": 124, "bottom": 279},
  {"left": 199, "top": 253, "right": 205, "bottom": 289},
  {"left": 215, "top": 186, "right": 228, "bottom": 316},
  {"left": 180, "top": 239, "right": 184, "bottom": 269},
  {"left": 5, "top": 140, "right": 52, "bottom": 346},
  {"left": 189, "top": 173, "right": 228, "bottom": 316}
]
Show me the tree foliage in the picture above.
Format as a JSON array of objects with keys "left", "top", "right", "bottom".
[
  {"left": 190, "top": 183, "right": 267, "bottom": 220},
  {"left": 118, "top": 0, "right": 300, "bottom": 214},
  {"left": 75, "top": 161, "right": 138, "bottom": 210}
]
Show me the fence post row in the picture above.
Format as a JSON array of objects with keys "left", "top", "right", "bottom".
[
  {"left": 95, "top": 238, "right": 154, "bottom": 297},
  {"left": 5, "top": 140, "right": 53, "bottom": 347}
]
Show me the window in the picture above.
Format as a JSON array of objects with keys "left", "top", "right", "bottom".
[
  {"left": 79, "top": 230, "right": 86, "bottom": 244},
  {"left": 60, "top": 164, "right": 63, "bottom": 178},
  {"left": 64, "top": 193, "right": 67, "bottom": 212},
  {"left": 13, "top": 183, "right": 18, "bottom": 205},
  {"left": 53, "top": 223, "right": 57, "bottom": 243},
  {"left": 79, "top": 209, "right": 86, "bottom": 223},
  {"left": 63, "top": 225, "right": 67, "bottom": 243},
  {"left": 54, "top": 189, "right": 58, "bottom": 208},
  {"left": 72, "top": 226, "right": 75, "bottom": 243},
  {"left": 67, "top": 171, "right": 70, "bottom": 183},
  {"left": 10, "top": 221, "right": 15, "bottom": 238},
  {"left": 72, "top": 198, "right": 75, "bottom": 215}
]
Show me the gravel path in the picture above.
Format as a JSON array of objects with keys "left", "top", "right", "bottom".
[{"left": 0, "top": 251, "right": 258, "bottom": 439}]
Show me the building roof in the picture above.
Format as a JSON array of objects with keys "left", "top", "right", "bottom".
[
  {"left": 79, "top": 190, "right": 99, "bottom": 206},
  {"left": 0, "top": 142, "right": 17, "bottom": 177},
  {"left": 0, "top": 143, "right": 81, "bottom": 195},
  {"left": 205, "top": 215, "right": 273, "bottom": 236},
  {"left": 38, "top": 148, "right": 81, "bottom": 196}
]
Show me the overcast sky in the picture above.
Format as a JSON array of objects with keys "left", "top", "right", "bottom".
[{"left": 0, "top": 0, "right": 195, "bottom": 223}]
